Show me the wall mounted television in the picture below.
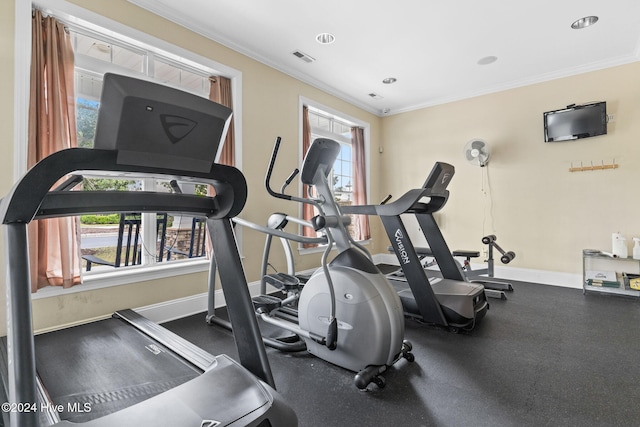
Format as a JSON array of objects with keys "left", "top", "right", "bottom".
[{"left": 543, "top": 101, "right": 607, "bottom": 142}]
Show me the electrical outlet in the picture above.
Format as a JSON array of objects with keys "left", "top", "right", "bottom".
[{"left": 607, "top": 114, "right": 615, "bottom": 123}]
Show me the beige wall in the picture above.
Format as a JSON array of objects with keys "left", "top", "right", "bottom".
[
  {"left": 380, "top": 62, "right": 640, "bottom": 276},
  {"left": 0, "top": 1, "right": 15, "bottom": 336},
  {"left": 0, "top": 0, "right": 383, "bottom": 335}
]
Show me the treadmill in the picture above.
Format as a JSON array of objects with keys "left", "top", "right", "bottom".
[
  {"left": 0, "top": 73, "right": 297, "bottom": 426},
  {"left": 342, "top": 162, "right": 488, "bottom": 332}
]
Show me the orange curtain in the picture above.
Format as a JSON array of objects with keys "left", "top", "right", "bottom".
[
  {"left": 209, "top": 76, "right": 234, "bottom": 166},
  {"left": 351, "top": 126, "right": 370, "bottom": 241},
  {"left": 28, "top": 10, "right": 81, "bottom": 291},
  {"left": 301, "top": 105, "right": 317, "bottom": 247},
  {"left": 207, "top": 76, "right": 235, "bottom": 259}
]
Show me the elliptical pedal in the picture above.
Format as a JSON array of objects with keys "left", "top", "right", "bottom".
[
  {"left": 264, "top": 272, "right": 303, "bottom": 293},
  {"left": 252, "top": 294, "right": 283, "bottom": 313}
]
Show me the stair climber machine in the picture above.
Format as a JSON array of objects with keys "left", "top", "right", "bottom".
[
  {"left": 207, "top": 137, "right": 414, "bottom": 390},
  {"left": 342, "top": 162, "right": 489, "bottom": 332},
  {"left": 0, "top": 73, "right": 297, "bottom": 426}
]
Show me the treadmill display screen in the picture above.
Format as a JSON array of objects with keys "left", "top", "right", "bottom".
[{"left": 94, "top": 73, "right": 233, "bottom": 173}]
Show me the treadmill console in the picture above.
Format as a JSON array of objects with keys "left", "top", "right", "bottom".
[
  {"left": 94, "top": 73, "right": 232, "bottom": 173},
  {"left": 422, "top": 162, "right": 455, "bottom": 192}
]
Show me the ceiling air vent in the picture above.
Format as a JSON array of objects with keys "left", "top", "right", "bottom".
[
  {"left": 292, "top": 50, "right": 315, "bottom": 63},
  {"left": 368, "top": 93, "right": 383, "bottom": 100}
]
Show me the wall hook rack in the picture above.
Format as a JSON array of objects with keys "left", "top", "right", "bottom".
[{"left": 569, "top": 160, "right": 619, "bottom": 172}]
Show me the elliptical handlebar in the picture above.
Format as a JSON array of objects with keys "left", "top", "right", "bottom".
[
  {"left": 281, "top": 169, "right": 299, "bottom": 194},
  {"left": 265, "top": 137, "right": 321, "bottom": 210},
  {"left": 265, "top": 137, "right": 291, "bottom": 201}
]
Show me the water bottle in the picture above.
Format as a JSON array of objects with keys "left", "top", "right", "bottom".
[
  {"left": 612, "top": 233, "right": 628, "bottom": 258},
  {"left": 633, "top": 238, "right": 640, "bottom": 260}
]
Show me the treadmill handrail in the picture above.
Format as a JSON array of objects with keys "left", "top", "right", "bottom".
[
  {"left": 1, "top": 147, "right": 247, "bottom": 224},
  {"left": 1, "top": 146, "right": 290, "bottom": 426},
  {"left": 342, "top": 161, "right": 454, "bottom": 217},
  {"left": 341, "top": 187, "right": 449, "bottom": 217},
  {"left": 34, "top": 191, "right": 221, "bottom": 220}
]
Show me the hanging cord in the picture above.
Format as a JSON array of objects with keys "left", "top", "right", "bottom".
[
  {"left": 138, "top": 214, "right": 187, "bottom": 260},
  {"left": 80, "top": 179, "right": 187, "bottom": 263},
  {"left": 481, "top": 165, "right": 495, "bottom": 236},
  {"left": 161, "top": 216, "right": 186, "bottom": 254}
]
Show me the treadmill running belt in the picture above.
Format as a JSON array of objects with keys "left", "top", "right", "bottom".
[{"left": 34, "top": 317, "right": 199, "bottom": 423}]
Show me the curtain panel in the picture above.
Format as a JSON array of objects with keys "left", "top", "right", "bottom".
[
  {"left": 301, "top": 105, "right": 318, "bottom": 247},
  {"left": 28, "top": 10, "right": 82, "bottom": 290},
  {"left": 209, "top": 76, "right": 235, "bottom": 166},
  {"left": 350, "top": 126, "right": 370, "bottom": 241},
  {"left": 206, "top": 76, "right": 235, "bottom": 257},
  {"left": 301, "top": 109, "right": 370, "bottom": 245}
]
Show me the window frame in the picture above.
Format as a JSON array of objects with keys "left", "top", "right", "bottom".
[
  {"left": 16, "top": 0, "right": 243, "bottom": 296},
  {"left": 70, "top": 26, "right": 213, "bottom": 273},
  {"left": 298, "top": 97, "right": 371, "bottom": 254},
  {"left": 307, "top": 110, "right": 354, "bottom": 204}
]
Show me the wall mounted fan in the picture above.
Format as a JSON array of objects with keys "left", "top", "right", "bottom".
[{"left": 464, "top": 139, "right": 491, "bottom": 167}]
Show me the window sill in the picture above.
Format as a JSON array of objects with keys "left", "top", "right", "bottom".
[{"left": 32, "top": 258, "right": 211, "bottom": 300}]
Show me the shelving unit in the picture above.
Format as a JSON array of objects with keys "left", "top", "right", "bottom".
[{"left": 582, "top": 249, "right": 640, "bottom": 298}]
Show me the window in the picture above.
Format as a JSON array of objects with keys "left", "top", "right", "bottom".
[
  {"left": 68, "top": 25, "right": 216, "bottom": 273},
  {"left": 302, "top": 100, "right": 370, "bottom": 247},
  {"left": 14, "top": 4, "right": 241, "bottom": 293},
  {"left": 307, "top": 108, "right": 355, "bottom": 203}
]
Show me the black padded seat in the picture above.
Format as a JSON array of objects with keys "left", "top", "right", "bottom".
[{"left": 452, "top": 250, "right": 480, "bottom": 258}]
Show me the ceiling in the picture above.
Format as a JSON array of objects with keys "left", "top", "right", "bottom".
[{"left": 128, "top": 0, "right": 640, "bottom": 116}]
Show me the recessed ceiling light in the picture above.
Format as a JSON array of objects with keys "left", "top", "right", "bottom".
[
  {"left": 571, "top": 16, "right": 598, "bottom": 29},
  {"left": 477, "top": 56, "right": 498, "bottom": 65},
  {"left": 382, "top": 77, "right": 397, "bottom": 84},
  {"left": 316, "top": 33, "right": 336, "bottom": 44}
]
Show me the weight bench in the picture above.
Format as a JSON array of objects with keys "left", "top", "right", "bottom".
[
  {"left": 413, "top": 235, "right": 515, "bottom": 298},
  {"left": 383, "top": 242, "right": 515, "bottom": 300},
  {"left": 457, "top": 235, "right": 515, "bottom": 292}
]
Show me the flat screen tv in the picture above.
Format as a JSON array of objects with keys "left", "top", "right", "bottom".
[{"left": 543, "top": 101, "right": 607, "bottom": 142}]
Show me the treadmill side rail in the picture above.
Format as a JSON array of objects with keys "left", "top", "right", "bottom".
[
  {"left": 114, "top": 309, "right": 216, "bottom": 371},
  {"left": 0, "top": 149, "right": 294, "bottom": 426},
  {"left": 51, "top": 355, "right": 296, "bottom": 427}
]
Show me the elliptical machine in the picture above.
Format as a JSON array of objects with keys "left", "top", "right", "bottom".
[{"left": 208, "top": 137, "right": 413, "bottom": 389}]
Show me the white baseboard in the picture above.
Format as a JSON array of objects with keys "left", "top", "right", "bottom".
[
  {"left": 137, "top": 254, "right": 583, "bottom": 324},
  {"left": 136, "top": 279, "right": 263, "bottom": 324},
  {"left": 135, "top": 292, "right": 209, "bottom": 324},
  {"left": 490, "top": 265, "right": 582, "bottom": 289},
  {"left": 371, "top": 253, "right": 582, "bottom": 288}
]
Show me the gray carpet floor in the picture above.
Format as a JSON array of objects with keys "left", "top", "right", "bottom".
[{"left": 163, "top": 280, "right": 640, "bottom": 427}]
